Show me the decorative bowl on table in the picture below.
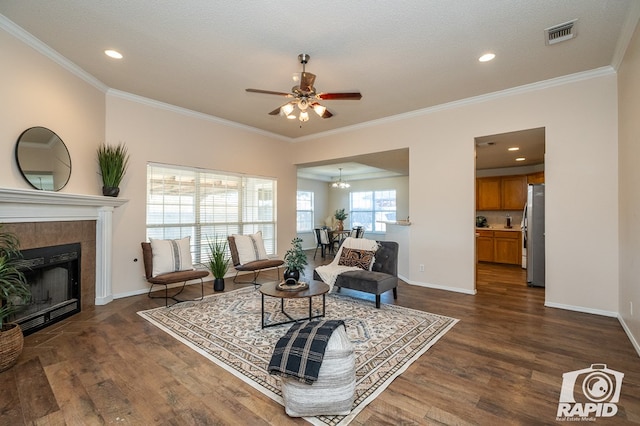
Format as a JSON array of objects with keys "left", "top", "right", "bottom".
[{"left": 277, "top": 280, "right": 309, "bottom": 291}]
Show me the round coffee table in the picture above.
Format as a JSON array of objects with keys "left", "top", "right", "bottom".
[{"left": 259, "top": 281, "right": 330, "bottom": 328}]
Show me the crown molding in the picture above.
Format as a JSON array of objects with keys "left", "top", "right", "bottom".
[
  {"left": 293, "top": 66, "right": 617, "bottom": 143},
  {"left": 611, "top": 4, "right": 640, "bottom": 70},
  {"left": 0, "top": 14, "right": 108, "bottom": 93},
  {"left": 107, "top": 89, "right": 291, "bottom": 142}
]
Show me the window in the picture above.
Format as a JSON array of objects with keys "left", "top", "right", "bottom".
[
  {"left": 296, "top": 191, "right": 314, "bottom": 232},
  {"left": 146, "top": 163, "right": 277, "bottom": 264},
  {"left": 350, "top": 190, "right": 396, "bottom": 233}
]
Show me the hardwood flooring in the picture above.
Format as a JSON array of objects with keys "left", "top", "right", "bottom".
[{"left": 2, "top": 255, "right": 639, "bottom": 425}]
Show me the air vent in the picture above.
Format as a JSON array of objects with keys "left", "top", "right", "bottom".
[
  {"left": 476, "top": 141, "right": 496, "bottom": 147},
  {"left": 545, "top": 19, "right": 577, "bottom": 45}
]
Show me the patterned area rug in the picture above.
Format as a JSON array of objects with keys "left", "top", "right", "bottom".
[{"left": 138, "top": 286, "right": 457, "bottom": 425}]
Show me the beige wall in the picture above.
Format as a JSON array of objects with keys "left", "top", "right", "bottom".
[
  {"left": 0, "top": 22, "right": 629, "bottom": 329},
  {"left": 293, "top": 72, "right": 620, "bottom": 311},
  {"left": 618, "top": 19, "right": 640, "bottom": 352},
  {"left": 0, "top": 29, "right": 105, "bottom": 194},
  {"left": 105, "top": 93, "right": 294, "bottom": 297}
]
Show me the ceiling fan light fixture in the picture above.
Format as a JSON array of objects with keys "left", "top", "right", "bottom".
[
  {"left": 299, "top": 111, "right": 309, "bottom": 122},
  {"left": 281, "top": 103, "right": 294, "bottom": 116},
  {"left": 313, "top": 103, "right": 327, "bottom": 117}
]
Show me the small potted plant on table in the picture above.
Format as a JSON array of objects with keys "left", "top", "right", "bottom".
[
  {"left": 283, "top": 237, "right": 308, "bottom": 284},
  {"left": 334, "top": 208, "right": 348, "bottom": 231},
  {"left": 206, "top": 237, "right": 230, "bottom": 292},
  {"left": 0, "top": 226, "right": 31, "bottom": 372}
]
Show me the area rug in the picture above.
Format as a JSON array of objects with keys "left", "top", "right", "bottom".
[{"left": 137, "top": 286, "right": 457, "bottom": 425}]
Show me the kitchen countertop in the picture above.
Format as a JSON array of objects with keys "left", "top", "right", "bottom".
[{"left": 476, "top": 226, "right": 522, "bottom": 232}]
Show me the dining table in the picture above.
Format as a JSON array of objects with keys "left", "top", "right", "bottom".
[{"left": 328, "top": 229, "right": 351, "bottom": 248}]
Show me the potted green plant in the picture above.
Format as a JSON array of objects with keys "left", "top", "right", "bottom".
[
  {"left": 97, "top": 142, "right": 130, "bottom": 197},
  {"left": 206, "top": 237, "right": 230, "bottom": 292},
  {"left": 283, "top": 237, "right": 308, "bottom": 284},
  {"left": 334, "top": 208, "right": 348, "bottom": 231},
  {"left": 0, "top": 226, "right": 31, "bottom": 372}
]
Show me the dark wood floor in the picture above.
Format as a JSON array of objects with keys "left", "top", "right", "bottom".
[{"left": 2, "top": 254, "right": 639, "bottom": 425}]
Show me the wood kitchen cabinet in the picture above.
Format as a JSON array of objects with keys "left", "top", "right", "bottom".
[
  {"left": 527, "top": 171, "right": 545, "bottom": 184},
  {"left": 476, "top": 177, "right": 501, "bottom": 210},
  {"left": 476, "top": 230, "right": 521, "bottom": 265},
  {"left": 476, "top": 175, "right": 527, "bottom": 210},
  {"left": 493, "top": 231, "right": 521, "bottom": 264},
  {"left": 501, "top": 175, "right": 527, "bottom": 210},
  {"left": 476, "top": 230, "right": 495, "bottom": 262}
]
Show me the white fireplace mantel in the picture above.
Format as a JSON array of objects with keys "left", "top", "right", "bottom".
[{"left": 0, "top": 187, "right": 128, "bottom": 305}]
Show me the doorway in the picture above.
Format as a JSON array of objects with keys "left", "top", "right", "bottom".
[{"left": 474, "top": 127, "right": 545, "bottom": 291}]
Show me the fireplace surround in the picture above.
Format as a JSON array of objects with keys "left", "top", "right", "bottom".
[
  {"left": 0, "top": 188, "right": 127, "bottom": 309},
  {"left": 14, "top": 242, "right": 81, "bottom": 335}
]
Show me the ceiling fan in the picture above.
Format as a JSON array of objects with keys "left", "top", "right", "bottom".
[{"left": 246, "top": 53, "right": 362, "bottom": 122}]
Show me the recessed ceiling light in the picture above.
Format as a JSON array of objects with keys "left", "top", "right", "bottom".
[
  {"left": 508, "top": 147, "right": 520, "bottom": 151},
  {"left": 478, "top": 53, "right": 495, "bottom": 62},
  {"left": 104, "top": 49, "right": 123, "bottom": 59},
  {"left": 515, "top": 157, "right": 526, "bottom": 162}
]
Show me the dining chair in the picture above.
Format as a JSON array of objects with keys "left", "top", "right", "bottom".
[{"left": 313, "top": 228, "right": 333, "bottom": 259}]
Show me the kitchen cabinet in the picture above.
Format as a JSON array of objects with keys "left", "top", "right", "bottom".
[
  {"left": 476, "top": 230, "right": 494, "bottom": 262},
  {"left": 493, "top": 231, "right": 521, "bottom": 264},
  {"left": 527, "top": 171, "right": 545, "bottom": 184},
  {"left": 476, "top": 175, "right": 526, "bottom": 210},
  {"left": 501, "top": 175, "right": 527, "bottom": 210},
  {"left": 476, "top": 177, "right": 501, "bottom": 210},
  {"left": 476, "top": 229, "right": 521, "bottom": 265}
]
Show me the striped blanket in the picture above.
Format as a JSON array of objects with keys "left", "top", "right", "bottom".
[{"left": 268, "top": 320, "right": 345, "bottom": 384}]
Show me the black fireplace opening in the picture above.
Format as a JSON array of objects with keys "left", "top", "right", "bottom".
[{"left": 11, "top": 242, "right": 81, "bottom": 336}]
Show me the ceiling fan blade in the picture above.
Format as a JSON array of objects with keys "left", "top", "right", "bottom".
[
  {"left": 246, "top": 88, "right": 293, "bottom": 97},
  {"left": 317, "top": 92, "right": 362, "bottom": 100},
  {"left": 321, "top": 108, "right": 333, "bottom": 119},
  {"left": 299, "top": 72, "right": 316, "bottom": 92}
]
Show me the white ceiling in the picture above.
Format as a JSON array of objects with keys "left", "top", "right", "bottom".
[{"left": 1, "top": 1, "right": 637, "bottom": 176}]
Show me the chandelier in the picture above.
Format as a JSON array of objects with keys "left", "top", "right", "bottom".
[{"left": 331, "top": 168, "right": 350, "bottom": 189}]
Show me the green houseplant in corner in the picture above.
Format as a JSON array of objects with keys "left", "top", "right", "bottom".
[
  {"left": 283, "top": 237, "right": 308, "bottom": 284},
  {"left": 0, "top": 226, "right": 31, "bottom": 372},
  {"left": 206, "top": 237, "right": 230, "bottom": 292},
  {"left": 334, "top": 208, "right": 348, "bottom": 231},
  {"left": 97, "top": 142, "right": 130, "bottom": 197}
]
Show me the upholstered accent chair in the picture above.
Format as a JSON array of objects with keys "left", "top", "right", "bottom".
[
  {"left": 227, "top": 234, "right": 284, "bottom": 285},
  {"left": 141, "top": 242, "right": 208, "bottom": 306},
  {"left": 314, "top": 240, "right": 398, "bottom": 308}
]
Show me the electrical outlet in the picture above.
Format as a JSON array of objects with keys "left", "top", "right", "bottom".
[{"left": 419, "top": 264, "right": 425, "bottom": 272}]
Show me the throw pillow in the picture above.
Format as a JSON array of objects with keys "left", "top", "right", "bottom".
[
  {"left": 233, "top": 231, "right": 269, "bottom": 264},
  {"left": 338, "top": 248, "right": 376, "bottom": 270},
  {"left": 150, "top": 236, "right": 194, "bottom": 277}
]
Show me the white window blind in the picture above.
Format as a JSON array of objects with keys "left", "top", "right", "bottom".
[
  {"left": 296, "top": 191, "right": 314, "bottom": 232},
  {"left": 146, "top": 163, "right": 277, "bottom": 263}
]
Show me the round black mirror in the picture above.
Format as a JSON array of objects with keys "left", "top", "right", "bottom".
[{"left": 15, "top": 127, "right": 71, "bottom": 191}]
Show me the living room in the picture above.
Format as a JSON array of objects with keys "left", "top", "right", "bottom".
[{"left": 1, "top": 2, "right": 640, "bottom": 423}]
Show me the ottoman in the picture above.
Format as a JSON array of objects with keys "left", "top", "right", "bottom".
[{"left": 281, "top": 325, "right": 356, "bottom": 417}]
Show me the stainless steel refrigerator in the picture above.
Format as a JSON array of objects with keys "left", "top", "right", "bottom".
[{"left": 525, "top": 184, "right": 545, "bottom": 287}]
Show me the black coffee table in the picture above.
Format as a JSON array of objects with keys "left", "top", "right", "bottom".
[{"left": 259, "top": 281, "right": 330, "bottom": 328}]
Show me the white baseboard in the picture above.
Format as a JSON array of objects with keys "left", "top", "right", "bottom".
[
  {"left": 617, "top": 315, "right": 640, "bottom": 358},
  {"left": 400, "top": 275, "right": 477, "bottom": 295},
  {"left": 544, "top": 301, "right": 618, "bottom": 318}
]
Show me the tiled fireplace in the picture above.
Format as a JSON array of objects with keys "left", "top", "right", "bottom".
[{"left": 0, "top": 188, "right": 127, "bottom": 312}]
